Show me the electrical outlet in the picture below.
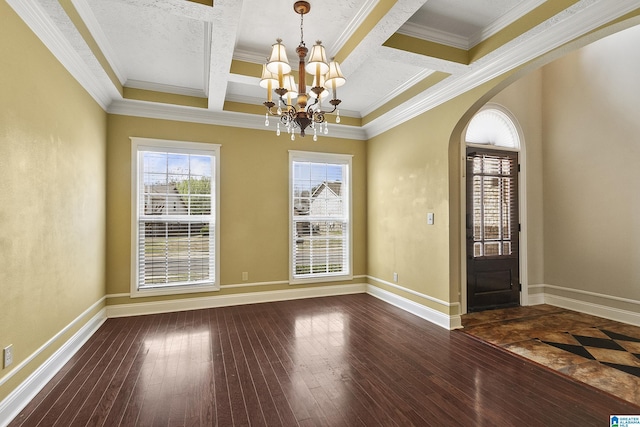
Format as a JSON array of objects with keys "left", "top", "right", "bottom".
[
  {"left": 3, "top": 345, "right": 13, "bottom": 368},
  {"left": 393, "top": 272, "right": 398, "bottom": 283},
  {"left": 242, "top": 272, "right": 248, "bottom": 281}
]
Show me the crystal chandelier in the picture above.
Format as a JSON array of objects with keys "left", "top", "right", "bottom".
[{"left": 260, "top": 1, "right": 346, "bottom": 141}]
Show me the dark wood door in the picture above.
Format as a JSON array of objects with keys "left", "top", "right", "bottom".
[{"left": 466, "top": 148, "right": 519, "bottom": 312}]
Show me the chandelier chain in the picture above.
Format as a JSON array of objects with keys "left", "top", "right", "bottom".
[{"left": 300, "top": 11, "right": 304, "bottom": 46}]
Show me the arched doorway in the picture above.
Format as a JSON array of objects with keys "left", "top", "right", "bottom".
[{"left": 463, "top": 105, "right": 525, "bottom": 312}]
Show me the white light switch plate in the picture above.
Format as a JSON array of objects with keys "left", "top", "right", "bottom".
[
  {"left": 427, "top": 212, "right": 434, "bottom": 225},
  {"left": 3, "top": 345, "right": 13, "bottom": 368}
]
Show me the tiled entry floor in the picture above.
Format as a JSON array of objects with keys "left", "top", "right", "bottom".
[{"left": 461, "top": 305, "right": 640, "bottom": 406}]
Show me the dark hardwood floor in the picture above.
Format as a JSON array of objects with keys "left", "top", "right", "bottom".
[{"left": 9, "top": 294, "right": 639, "bottom": 426}]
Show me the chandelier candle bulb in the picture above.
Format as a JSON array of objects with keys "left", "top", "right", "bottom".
[{"left": 316, "top": 63, "right": 321, "bottom": 86}]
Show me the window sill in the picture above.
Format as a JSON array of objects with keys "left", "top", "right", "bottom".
[
  {"left": 289, "top": 274, "right": 353, "bottom": 286},
  {"left": 130, "top": 282, "right": 220, "bottom": 298}
]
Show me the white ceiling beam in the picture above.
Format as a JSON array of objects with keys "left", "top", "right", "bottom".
[
  {"left": 378, "top": 45, "right": 468, "bottom": 75},
  {"left": 111, "top": 0, "right": 216, "bottom": 22},
  {"left": 340, "top": 0, "right": 428, "bottom": 77},
  {"left": 207, "top": 0, "right": 243, "bottom": 110}
]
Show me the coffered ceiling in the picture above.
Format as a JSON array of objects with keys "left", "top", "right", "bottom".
[{"left": 7, "top": 0, "right": 639, "bottom": 139}]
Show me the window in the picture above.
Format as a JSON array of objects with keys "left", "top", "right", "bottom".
[
  {"left": 289, "top": 151, "right": 352, "bottom": 283},
  {"left": 131, "top": 138, "right": 220, "bottom": 297},
  {"left": 465, "top": 107, "right": 520, "bottom": 149}
]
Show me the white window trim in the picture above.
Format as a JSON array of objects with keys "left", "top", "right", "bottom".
[
  {"left": 289, "top": 150, "right": 353, "bottom": 285},
  {"left": 130, "top": 137, "right": 221, "bottom": 298}
]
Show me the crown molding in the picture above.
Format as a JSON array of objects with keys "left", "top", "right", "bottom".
[
  {"left": 71, "top": 0, "right": 127, "bottom": 84},
  {"left": 397, "top": 22, "right": 469, "bottom": 49},
  {"left": 329, "top": 0, "right": 380, "bottom": 55},
  {"left": 5, "top": 0, "right": 117, "bottom": 110},
  {"left": 124, "top": 80, "right": 207, "bottom": 98},
  {"left": 468, "top": 0, "right": 546, "bottom": 48},
  {"left": 232, "top": 49, "right": 265, "bottom": 64},
  {"left": 108, "top": 99, "right": 368, "bottom": 140},
  {"left": 364, "top": 0, "right": 640, "bottom": 139}
]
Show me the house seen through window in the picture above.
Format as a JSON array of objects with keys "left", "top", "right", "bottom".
[
  {"left": 290, "top": 151, "right": 352, "bottom": 283},
  {"left": 131, "top": 138, "right": 220, "bottom": 297}
]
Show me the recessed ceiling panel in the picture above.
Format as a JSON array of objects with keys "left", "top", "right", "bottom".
[
  {"left": 235, "top": 0, "right": 369, "bottom": 58},
  {"left": 408, "top": 0, "right": 524, "bottom": 38},
  {"left": 87, "top": 0, "right": 207, "bottom": 93},
  {"left": 337, "top": 57, "right": 431, "bottom": 116}
]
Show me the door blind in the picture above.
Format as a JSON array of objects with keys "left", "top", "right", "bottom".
[{"left": 467, "top": 151, "right": 518, "bottom": 258}]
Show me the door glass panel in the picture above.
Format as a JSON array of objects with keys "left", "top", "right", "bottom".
[
  {"left": 484, "top": 242, "right": 500, "bottom": 256},
  {"left": 469, "top": 152, "right": 517, "bottom": 258},
  {"left": 474, "top": 242, "right": 483, "bottom": 257}
]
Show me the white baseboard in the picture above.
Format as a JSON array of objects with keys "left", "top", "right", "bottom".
[
  {"left": 366, "top": 284, "right": 462, "bottom": 330},
  {"left": 0, "top": 306, "right": 106, "bottom": 427},
  {"left": 106, "top": 283, "right": 367, "bottom": 318},
  {"left": 530, "top": 284, "right": 640, "bottom": 326},
  {"left": 527, "top": 293, "right": 545, "bottom": 305},
  {"left": 544, "top": 293, "right": 640, "bottom": 326}
]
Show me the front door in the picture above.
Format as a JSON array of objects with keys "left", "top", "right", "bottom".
[{"left": 466, "top": 147, "right": 519, "bottom": 312}]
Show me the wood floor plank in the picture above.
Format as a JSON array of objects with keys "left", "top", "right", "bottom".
[
  {"left": 243, "top": 308, "right": 299, "bottom": 426},
  {"left": 8, "top": 319, "right": 117, "bottom": 426},
  {"left": 116, "top": 311, "right": 174, "bottom": 426},
  {"left": 67, "top": 316, "right": 146, "bottom": 427},
  {"left": 84, "top": 314, "right": 158, "bottom": 427},
  {"left": 218, "top": 308, "right": 251, "bottom": 426},
  {"left": 16, "top": 319, "right": 125, "bottom": 427},
  {"left": 9, "top": 294, "right": 640, "bottom": 426}
]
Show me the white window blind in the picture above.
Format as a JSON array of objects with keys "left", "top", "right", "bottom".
[
  {"left": 131, "top": 138, "right": 220, "bottom": 296},
  {"left": 290, "top": 151, "right": 352, "bottom": 282}
]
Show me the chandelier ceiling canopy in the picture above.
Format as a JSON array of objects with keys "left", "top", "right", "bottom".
[{"left": 260, "top": 1, "right": 346, "bottom": 141}]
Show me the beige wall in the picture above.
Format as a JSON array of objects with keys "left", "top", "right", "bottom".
[
  {"left": 487, "top": 69, "right": 545, "bottom": 287},
  {"left": 106, "top": 115, "right": 367, "bottom": 302},
  {"left": 541, "top": 24, "right": 640, "bottom": 302},
  {"left": 0, "top": 2, "right": 107, "bottom": 401},
  {"left": 367, "top": 83, "right": 501, "bottom": 315}
]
